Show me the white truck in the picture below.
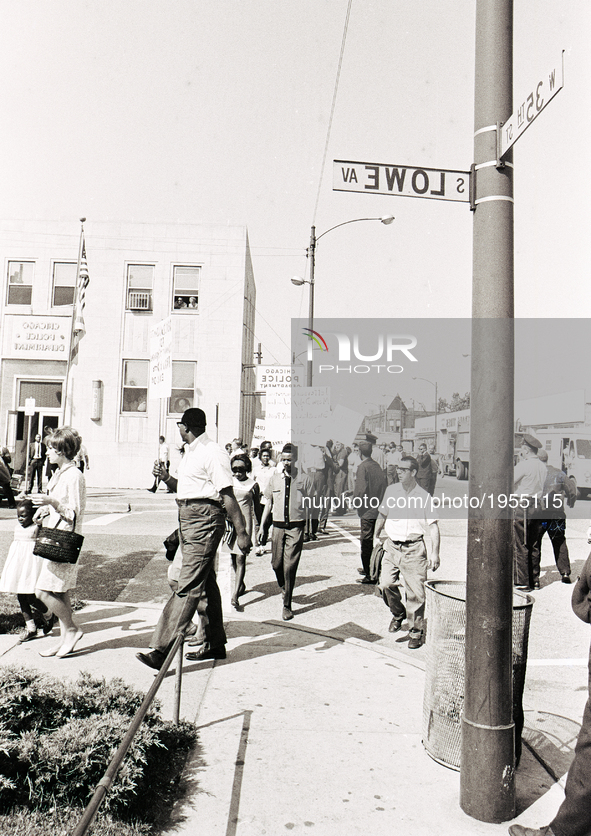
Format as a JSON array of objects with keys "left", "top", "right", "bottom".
[{"left": 531, "top": 430, "right": 591, "bottom": 499}]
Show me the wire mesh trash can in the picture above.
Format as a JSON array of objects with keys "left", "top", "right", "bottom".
[{"left": 422, "top": 580, "right": 533, "bottom": 770}]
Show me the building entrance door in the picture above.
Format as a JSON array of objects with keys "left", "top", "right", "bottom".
[{"left": 11, "top": 412, "right": 60, "bottom": 476}]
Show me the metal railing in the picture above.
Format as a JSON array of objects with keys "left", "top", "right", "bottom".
[{"left": 72, "top": 633, "right": 185, "bottom": 836}]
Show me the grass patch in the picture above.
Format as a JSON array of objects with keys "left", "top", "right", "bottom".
[
  {"left": 0, "top": 593, "right": 86, "bottom": 635},
  {"left": 0, "top": 806, "right": 153, "bottom": 835},
  {"left": 0, "top": 593, "right": 24, "bottom": 634},
  {"left": 0, "top": 666, "right": 199, "bottom": 834}
]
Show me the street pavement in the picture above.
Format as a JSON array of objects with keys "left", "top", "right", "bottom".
[{"left": 0, "top": 480, "right": 589, "bottom": 834}]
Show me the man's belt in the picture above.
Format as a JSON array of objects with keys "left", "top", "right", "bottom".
[
  {"left": 176, "top": 497, "right": 223, "bottom": 509},
  {"left": 390, "top": 538, "right": 423, "bottom": 546}
]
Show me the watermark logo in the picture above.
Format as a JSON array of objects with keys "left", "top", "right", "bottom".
[
  {"left": 303, "top": 328, "right": 329, "bottom": 360},
  {"left": 306, "top": 330, "right": 419, "bottom": 374}
]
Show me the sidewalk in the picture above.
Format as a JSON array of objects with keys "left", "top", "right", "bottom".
[{"left": 0, "top": 509, "right": 579, "bottom": 835}]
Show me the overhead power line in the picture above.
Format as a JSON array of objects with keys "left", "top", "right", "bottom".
[{"left": 312, "top": 0, "right": 354, "bottom": 225}]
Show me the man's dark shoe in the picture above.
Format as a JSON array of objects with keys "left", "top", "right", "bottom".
[
  {"left": 508, "top": 825, "right": 554, "bottom": 836},
  {"left": 408, "top": 631, "right": 423, "bottom": 649},
  {"left": 282, "top": 607, "right": 294, "bottom": 621},
  {"left": 358, "top": 576, "right": 376, "bottom": 585},
  {"left": 562, "top": 574, "right": 572, "bottom": 584},
  {"left": 185, "top": 646, "right": 226, "bottom": 661},
  {"left": 388, "top": 618, "right": 403, "bottom": 633},
  {"left": 136, "top": 650, "right": 166, "bottom": 670}
]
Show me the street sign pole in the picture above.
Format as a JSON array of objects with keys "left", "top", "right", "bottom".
[{"left": 460, "top": 0, "right": 515, "bottom": 823}]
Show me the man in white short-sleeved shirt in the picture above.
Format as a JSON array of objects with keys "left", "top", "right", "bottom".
[
  {"left": 374, "top": 454, "right": 440, "bottom": 649},
  {"left": 137, "top": 408, "right": 251, "bottom": 671}
]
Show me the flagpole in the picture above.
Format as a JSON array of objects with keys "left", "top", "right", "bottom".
[{"left": 62, "top": 218, "right": 86, "bottom": 426}]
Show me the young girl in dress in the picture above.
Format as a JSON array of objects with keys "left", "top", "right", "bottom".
[{"left": 0, "top": 499, "right": 55, "bottom": 642}]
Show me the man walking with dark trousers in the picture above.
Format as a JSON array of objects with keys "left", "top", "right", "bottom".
[
  {"left": 513, "top": 433, "right": 547, "bottom": 591},
  {"left": 28, "top": 434, "right": 46, "bottom": 493},
  {"left": 353, "top": 440, "right": 387, "bottom": 584},
  {"left": 259, "top": 444, "right": 306, "bottom": 621},
  {"left": 136, "top": 408, "right": 251, "bottom": 670},
  {"left": 531, "top": 449, "right": 576, "bottom": 585}
]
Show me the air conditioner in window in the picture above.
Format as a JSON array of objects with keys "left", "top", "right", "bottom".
[{"left": 127, "top": 291, "right": 152, "bottom": 311}]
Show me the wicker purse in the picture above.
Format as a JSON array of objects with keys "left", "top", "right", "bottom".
[{"left": 34, "top": 517, "right": 84, "bottom": 564}]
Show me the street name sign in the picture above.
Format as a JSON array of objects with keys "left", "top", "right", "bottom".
[
  {"left": 333, "top": 160, "right": 471, "bottom": 203},
  {"left": 499, "top": 54, "right": 564, "bottom": 158}
]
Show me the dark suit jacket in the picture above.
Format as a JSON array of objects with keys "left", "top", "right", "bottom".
[
  {"left": 29, "top": 441, "right": 47, "bottom": 462},
  {"left": 353, "top": 458, "right": 387, "bottom": 519}
]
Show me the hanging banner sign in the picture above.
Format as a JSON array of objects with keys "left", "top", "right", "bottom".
[
  {"left": 333, "top": 160, "right": 471, "bottom": 203},
  {"left": 149, "top": 316, "right": 173, "bottom": 399},
  {"left": 256, "top": 365, "right": 302, "bottom": 391}
]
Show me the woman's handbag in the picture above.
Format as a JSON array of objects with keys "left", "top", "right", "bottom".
[{"left": 34, "top": 517, "right": 84, "bottom": 564}]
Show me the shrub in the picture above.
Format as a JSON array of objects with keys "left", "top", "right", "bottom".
[
  {"left": 0, "top": 666, "right": 197, "bottom": 823},
  {"left": 0, "top": 668, "right": 161, "bottom": 737}
]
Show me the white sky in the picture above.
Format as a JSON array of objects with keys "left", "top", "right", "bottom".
[{"left": 0, "top": 0, "right": 589, "bottom": 405}]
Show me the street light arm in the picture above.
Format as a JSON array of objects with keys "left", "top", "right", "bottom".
[
  {"left": 314, "top": 216, "right": 394, "bottom": 244},
  {"left": 412, "top": 376, "right": 436, "bottom": 387},
  {"left": 299, "top": 214, "right": 393, "bottom": 388}
]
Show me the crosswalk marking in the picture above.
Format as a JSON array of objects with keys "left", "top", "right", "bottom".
[{"left": 84, "top": 513, "right": 134, "bottom": 527}]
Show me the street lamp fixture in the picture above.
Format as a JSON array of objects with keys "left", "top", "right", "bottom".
[{"left": 293, "top": 215, "right": 395, "bottom": 386}]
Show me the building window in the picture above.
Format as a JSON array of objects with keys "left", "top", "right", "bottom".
[
  {"left": 7, "top": 261, "right": 34, "bottom": 305},
  {"left": 52, "top": 262, "right": 77, "bottom": 306},
  {"left": 126, "top": 265, "right": 154, "bottom": 311},
  {"left": 168, "top": 362, "right": 196, "bottom": 414},
  {"left": 121, "top": 360, "right": 148, "bottom": 413},
  {"left": 18, "top": 380, "right": 63, "bottom": 409},
  {"left": 172, "top": 266, "right": 200, "bottom": 310}
]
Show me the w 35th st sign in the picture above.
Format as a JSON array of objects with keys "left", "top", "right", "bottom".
[
  {"left": 499, "top": 54, "right": 564, "bottom": 158},
  {"left": 333, "top": 160, "right": 471, "bottom": 203}
]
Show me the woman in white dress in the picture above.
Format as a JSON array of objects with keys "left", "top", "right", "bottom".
[
  {"left": 223, "top": 454, "right": 257, "bottom": 611},
  {"left": 31, "top": 426, "right": 87, "bottom": 658}
]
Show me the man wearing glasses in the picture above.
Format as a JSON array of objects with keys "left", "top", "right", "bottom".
[
  {"left": 373, "top": 455, "right": 440, "bottom": 649},
  {"left": 136, "top": 408, "right": 251, "bottom": 670}
]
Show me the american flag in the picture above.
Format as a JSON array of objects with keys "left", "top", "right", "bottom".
[{"left": 70, "top": 237, "right": 90, "bottom": 364}]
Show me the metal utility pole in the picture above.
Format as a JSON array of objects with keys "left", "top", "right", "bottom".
[
  {"left": 306, "top": 227, "right": 316, "bottom": 387},
  {"left": 460, "top": 0, "right": 515, "bottom": 823}
]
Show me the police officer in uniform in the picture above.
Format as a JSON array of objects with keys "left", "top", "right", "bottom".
[{"left": 513, "top": 433, "right": 547, "bottom": 591}]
